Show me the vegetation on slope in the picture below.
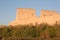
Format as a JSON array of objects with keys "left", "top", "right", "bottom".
[{"left": 0, "top": 24, "right": 60, "bottom": 40}]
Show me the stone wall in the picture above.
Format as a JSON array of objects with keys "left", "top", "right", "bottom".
[
  {"left": 9, "top": 8, "right": 60, "bottom": 26},
  {"left": 16, "top": 8, "right": 36, "bottom": 20}
]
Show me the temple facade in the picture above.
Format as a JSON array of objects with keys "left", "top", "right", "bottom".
[{"left": 9, "top": 8, "right": 60, "bottom": 26}]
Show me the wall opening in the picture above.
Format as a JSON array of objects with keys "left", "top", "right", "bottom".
[{"left": 36, "top": 9, "right": 40, "bottom": 17}]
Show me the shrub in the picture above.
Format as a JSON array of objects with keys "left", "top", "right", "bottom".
[
  {"left": 0, "top": 23, "right": 60, "bottom": 40},
  {"left": 47, "top": 26, "right": 57, "bottom": 38}
]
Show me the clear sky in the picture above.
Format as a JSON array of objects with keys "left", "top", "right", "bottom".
[{"left": 0, "top": 0, "right": 60, "bottom": 25}]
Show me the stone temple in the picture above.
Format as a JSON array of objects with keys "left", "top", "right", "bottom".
[{"left": 9, "top": 8, "right": 60, "bottom": 26}]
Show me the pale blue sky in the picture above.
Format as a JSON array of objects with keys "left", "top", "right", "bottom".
[{"left": 0, "top": 0, "right": 60, "bottom": 25}]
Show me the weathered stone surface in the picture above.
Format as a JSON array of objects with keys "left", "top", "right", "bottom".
[
  {"left": 16, "top": 8, "right": 36, "bottom": 20},
  {"left": 9, "top": 8, "right": 60, "bottom": 26}
]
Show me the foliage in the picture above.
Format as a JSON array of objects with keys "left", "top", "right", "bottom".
[
  {"left": 0, "top": 24, "right": 60, "bottom": 40},
  {"left": 47, "top": 26, "right": 57, "bottom": 38}
]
